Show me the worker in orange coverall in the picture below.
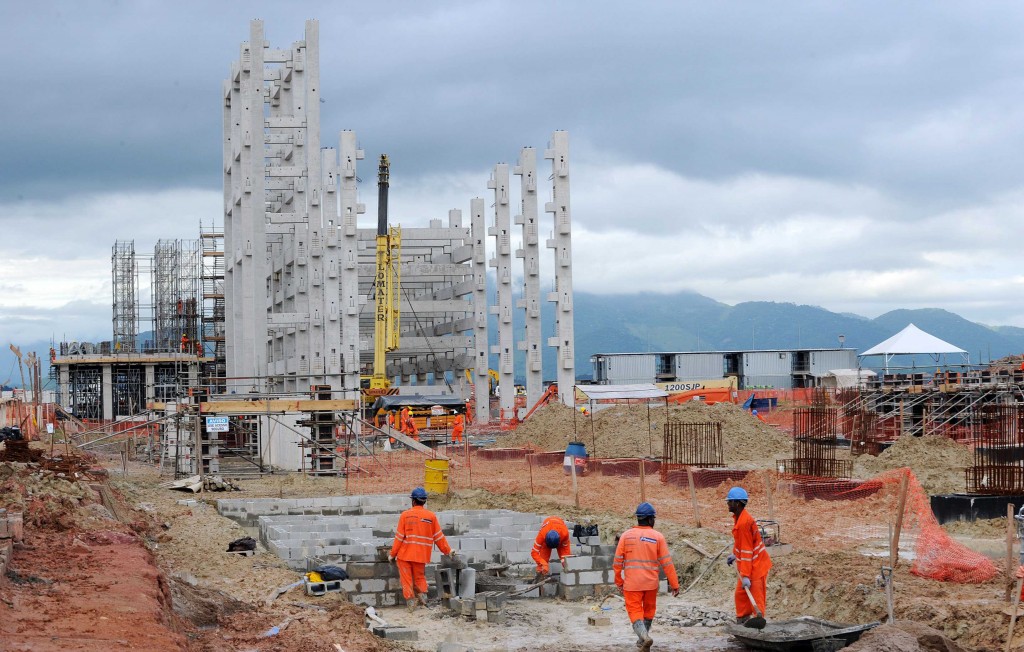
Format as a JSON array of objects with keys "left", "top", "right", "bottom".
[
  {"left": 530, "top": 516, "right": 572, "bottom": 582},
  {"left": 726, "top": 486, "right": 772, "bottom": 624},
  {"left": 613, "top": 502, "right": 679, "bottom": 650},
  {"left": 400, "top": 406, "right": 419, "bottom": 440},
  {"left": 389, "top": 487, "right": 452, "bottom": 611},
  {"left": 450, "top": 412, "right": 465, "bottom": 445}
]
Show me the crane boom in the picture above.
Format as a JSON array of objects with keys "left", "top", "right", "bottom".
[{"left": 369, "top": 155, "right": 400, "bottom": 393}]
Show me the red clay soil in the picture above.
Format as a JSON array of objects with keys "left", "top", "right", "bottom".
[{"left": 0, "top": 530, "right": 188, "bottom": 651}]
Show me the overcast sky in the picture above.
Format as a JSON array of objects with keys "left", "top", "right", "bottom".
[{"left": 3, "top": 1, "right": 1024, "bottom": 345}]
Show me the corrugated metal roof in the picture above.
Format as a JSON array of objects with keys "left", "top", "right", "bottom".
[{"left": 576, "top": 384, "right": 668, "bottom": 400}]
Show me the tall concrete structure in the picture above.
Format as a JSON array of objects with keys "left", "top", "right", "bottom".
[
  {"left": 545, "top": 132, "right": 576, "bottom": 404},
  {"left": 514, "top": 147, "right": 544, "bottom": 412},
  {"left": 218, "top": 21, "right": 575, "bottom": 425}
]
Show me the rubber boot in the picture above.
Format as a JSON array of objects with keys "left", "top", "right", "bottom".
[
  {"left": 645, "top": 619, "right": 653, "bottom": 634},
  {"left": 417, "top": 592, "right": 429, "bottom": 608},
  {"left": 631, "top": 620, "right": 653, "bottom": 650},
  {"left": 736, "top": 615, "right": 750, "bottom": 625},
  {"left": 406, "top": 598, "right": 417, "bottom": 613}
]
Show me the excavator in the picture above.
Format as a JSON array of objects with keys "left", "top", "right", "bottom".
[
  {"left": 505, "top": 383, "right": 558, "bottom": 429},
  {"left": 362, "top": 155, "right": 401, "bottom": 402}
]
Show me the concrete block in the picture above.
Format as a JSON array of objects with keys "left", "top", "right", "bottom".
[
  {"left": 561, "top": 584, "right": 595, "bottom": 600},
  {"left": 588, "top": 615, "right": 611, "bottom": 626},
  {"left": 351, "top": 593, "right": 378, "bottom": 606},
  {"left": 542, "top": 582, "right": 558, "bottom": 598},
  {"left": 487, "top": 610, "right": 507, "bottom": 624},
  {"left": 559, "top": 572, "right": 576, "bottom": 586},
  {"left": 475, "top": 609, "right": 488, "bottom": 622},
  {"left": 380, "top": 591, "right": 399, "bottom": 607},
  {"left": 373, "top": 626, "right": 418, "bottom": 641},
  {"left": 562, "top": 556, "right": 592, "bottom": 571},
  {"left": 591, "top": 556, "right": 614, "bottom": 570},
  {"left": 577, "top": 571, "right": 606, "bottom": 585},
  {"left": 458, "top": 538, "right": 485, "bottom": 551},
  {"left": 361, "top": 579, "right": 386, "bottom": 592}
]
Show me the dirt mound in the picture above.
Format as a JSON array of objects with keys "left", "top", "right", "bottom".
[
  {"left": 845, "top": 621, "right": 967, "bottom": 652},
  {"left": 498, "top": 401, "right": 791, "bottom": 466},
  {"left": 855, "top": 436, "right": 970, "bottom": 495}
]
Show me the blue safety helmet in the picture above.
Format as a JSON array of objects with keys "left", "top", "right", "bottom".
[
  {"left": 411, "top": 487, "right": 428, "bottom": 501},
  {"left": 544, "top": 530, "right": 562, "bottom": 549},
  {"left": 635, "top": 502, "right": 656, "bottom": 518},
  {"left": 726, "top": 487, "right": 748, "bottom": 501}
]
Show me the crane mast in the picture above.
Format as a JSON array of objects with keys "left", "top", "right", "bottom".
[{"left": 369, "top": 154, "right": 400, "bottom": 392}]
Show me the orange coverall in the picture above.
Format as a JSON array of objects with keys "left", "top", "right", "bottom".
[
  {"left": 613, "top": 526, "right": 679, "bottom": 623},
  {"left": 530, "top": 516, "right": 572, "bottom": 574},
  {"left": 451, "top": 414, "right": 465, "bottom": 444},
  {"left": 400, "top": 407, "right": 419, "bottom": 440},
  {"left": 732, "top": 508, "right": 772, "bottom": 619},
  {"left": 390, "top": 505, "right": 452, "bottom": 599}
]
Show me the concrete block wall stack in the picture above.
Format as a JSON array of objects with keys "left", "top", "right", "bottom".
[
  {"left": 0, "top": 508, "right": 23, "bottom": 577},
  {"left": 217, "top": 494, "right": 619, "bottom": 604}
]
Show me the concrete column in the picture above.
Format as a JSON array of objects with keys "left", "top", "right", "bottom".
[
  {"left": 321, "top": 146, "right": 343, "bottom": 391},
  {"left": 338, "top": 131, "right": 364, "bottom": 397},
  {"left": 144, "top": 365, "right": 155, "bottom": 404},
  {"left": 544, "top": 131, "right": 575, "bottom": 405},
  {"left": 514, "top": 147, "right": 543, "bottom": 416},
  {"left": 58, "top": 367, "right": 70, "bottom": 411},
  {"left": 487, "top": 164, "right": 515, "bottom": 416},
  {"left": 470, "top": 198, "right": 489, "bottom": 424},
  {"left": 102, "top": 365, "right": 113, "bottom": 422}
]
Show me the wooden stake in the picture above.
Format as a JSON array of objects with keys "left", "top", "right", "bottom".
[
  {"left": 687, "top": 466, "right": 702, "bottom": 528},
  {"left": 1009, "top": 503, "right": 1017, "bottom": 603},
  {"left": 890, "top": 470, "right": 909, "bottom": 569},
  {"left": 571, "top": 456, "right": 579, "bottom": 508},
  {"left": 639, "top": 458, "right": 646, "bottom": 503},
  {"left": 528, "top": 455, "right": 535, "bottom": 496},
  {"left": 1009, "top": 577, "right": 1023, "bottom": 652},
  {"left": 764, "top": 471, "right": 775, "bottom": 521}
]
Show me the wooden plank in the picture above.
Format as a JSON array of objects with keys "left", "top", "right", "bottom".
[
  {"left": 382, "top": 426, "right": 453, "bottom": 464},
  {"left": 890, "top": 471, "right": 909, "bottom": 569},
  {"left": 199, "top": 399, "right": 357, "bottom": 413}
]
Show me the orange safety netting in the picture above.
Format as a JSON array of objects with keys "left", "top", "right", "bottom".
[{"left": 345, "top": 445, "right": 998, "bottom": 584}]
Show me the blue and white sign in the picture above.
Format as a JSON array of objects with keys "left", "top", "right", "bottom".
[{"left": 205, "top": 416, "right": 230, "bottom": 432}]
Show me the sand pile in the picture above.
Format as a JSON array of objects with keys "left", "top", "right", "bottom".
[
  {"left": 855, "top": 435, "right": 971, "bottom": 495},
  {"left": 497, "top": 401, "right": 792, "bottom": 466},
  {"left": 844, "top": 621, "right": 966, "bottom": 652}
]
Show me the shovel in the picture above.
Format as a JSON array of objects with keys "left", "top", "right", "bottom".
[{"left": 733, "top": 564, "right": 767, "bottom": 630}]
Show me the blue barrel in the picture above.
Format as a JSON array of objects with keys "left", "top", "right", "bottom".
[{"left": 563, "top": 441, "right": 588, "bottom": 476}]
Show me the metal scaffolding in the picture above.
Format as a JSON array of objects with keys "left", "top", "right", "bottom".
[
  {"left": 200, "top": 224, "right": 225, "bottom": 392},
  {"left": 153, "top": 239, "right": 201, "bottom": 354},
  {"left": 112, "top": 240, "right": 138, "bottom": 353}
]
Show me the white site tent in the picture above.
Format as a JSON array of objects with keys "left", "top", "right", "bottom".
[
  {"left": 858, "top": 323, "right": 969, "bottom": 373},
  {"left": 573, "top": 384, "right": 669, "bottom": 458}
]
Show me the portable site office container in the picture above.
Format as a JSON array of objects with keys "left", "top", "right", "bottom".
[
  {"left": 742, "top": 351, "right": 793, "bottom": 389},
  {"left": 807, "top": 349, "right": 858, "bottom": 375},
  {"left": 675, "top": 353, "right": 725, "bottom": 381},
  {"left": 592, "top": 353, "right": 657, "bottom": 385}
]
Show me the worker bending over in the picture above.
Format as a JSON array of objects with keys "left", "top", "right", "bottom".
[
  {"left": 613, "top": 502, "right": 679, "bottom": 650},
  {"left": 389, "top": 487, "right": 452, "bottom": 611},
  {"left": 400, "top": 406, "right": 419, "bottom": 440},
  {"left": 530, "top": 516, "right": 572, "bottom": 582},
  {"left": 726, "top": 486, "right": 772, "bottom": 624}
]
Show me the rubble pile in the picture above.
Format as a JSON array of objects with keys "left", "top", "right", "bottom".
[
  {"left": 855, "top": 435, "right": 971, "bottom": 495},
  {"left": 662, "top": 604, "right": 733, "bottom": 628}
]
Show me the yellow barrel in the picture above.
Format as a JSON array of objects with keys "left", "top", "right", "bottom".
[{"left": 424, "top": 459, "right": 450, "bottom": 494}]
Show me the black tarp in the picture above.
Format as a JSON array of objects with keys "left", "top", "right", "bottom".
[{"left": 370, "top": 395, "right": 466, "bottom": 413}]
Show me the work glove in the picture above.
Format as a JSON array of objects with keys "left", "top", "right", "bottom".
[
  {"left": 387, "top": 554, "right": 396, "bottom": 564},
  {"left": 726, "top": 554, "right": 736, "bottom": 566},
  {"left": 533, "top": 571, "right": 549, "bottom": 584},
  {"left": 741, "top": 576, "right": 751, "bottom": 590},
  {"left": 616, "top": 584, "right": 624, "bottom": 594},
  {"left": 670, "top": 587, "right": 680, "bottom": 597}
]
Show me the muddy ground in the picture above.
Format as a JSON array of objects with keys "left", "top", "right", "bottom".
[{"left": 0, "top": 432, "right": 1016, "bottom": 652}]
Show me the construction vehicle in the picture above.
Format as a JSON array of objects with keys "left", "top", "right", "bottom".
[
  {"left": 464, "top": 368, "right": 500, "bottom": 396},
  {"left": 663, "top": 378, "right": 738, "bottom": 406},
  {"left": 506, "top": 383, "right": 558, "bottom": 429},
  {"left": 363, "top": 155, "right": 401, "bottom": 401}
]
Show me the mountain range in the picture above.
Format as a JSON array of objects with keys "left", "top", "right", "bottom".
[{"left": 6, "top": 291, "right": 1024, "bottom": 389}]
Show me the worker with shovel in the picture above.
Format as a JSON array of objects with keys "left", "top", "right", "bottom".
[
  {"left": 613, "top": 502, "right": 680, "bottom": 650},
  {"left": 389, "top": 487, "right": 452, "bottom": 612},
  {"left": 530, "top": 516, "right": 572, "bottom": 583},
  {"left": 726, "top": 486, "right": 771, "bottom": 628}
]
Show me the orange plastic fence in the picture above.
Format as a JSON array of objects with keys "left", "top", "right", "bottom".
[{"left": 346, "top": 446, "right": 998, "bottom": 585}]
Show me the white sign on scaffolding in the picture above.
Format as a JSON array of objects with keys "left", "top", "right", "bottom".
[{"left": 205, "top": 416, "right": 230, "bottom": 432}]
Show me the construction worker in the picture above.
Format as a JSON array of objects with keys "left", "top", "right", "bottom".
[
  {"left": 401, "top": 406, "right": 419, "bottom": 441},
  {"left": 613, "top": 503, "right": 679, "bottom": 650},
  {"left": 180, "top": 333, "right": 189, "bottom": 352},
  {"left": 388, "top": 487, "right": 452, "bottom": 611},
  {"left": 450, "top": 411, "right": 465, "bottom": 445},
  {"left": 530, "top": 516, "right": 571, "bottom": 582},
  {"left": 726, "top": 486, "right": 772, "bottom": 624}
]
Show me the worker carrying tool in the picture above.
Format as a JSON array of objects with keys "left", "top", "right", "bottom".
[
  {"left": 389, "top": 487, "right": 452, "bottom": 612},
  {"left": 613, "top": 502, "right": 679, "bottom": 651},
  {"left": 726, "top": 486, "right": 772, "bottom": 626},
  {"left": 450, "top": 411, "right": 465, "bottom": 445},
  {"left": 530, "top": 516, "right": 572, "bottom": 582}
]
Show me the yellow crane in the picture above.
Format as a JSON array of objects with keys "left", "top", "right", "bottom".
[{"left": 366, "top": 154, "right": 401, "bottom": 397}]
